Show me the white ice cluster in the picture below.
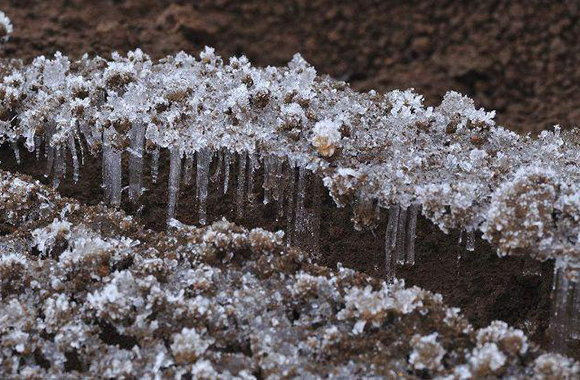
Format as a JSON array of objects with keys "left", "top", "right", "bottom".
[
  {"left": 409, "top": 333, "right": 445, "bottom": 372},
  {"left": 0, "top": 11, "right": 12, "bottom": 42}
]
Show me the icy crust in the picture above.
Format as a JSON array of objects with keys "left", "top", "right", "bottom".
[
  {"left": 0, "top": 48, "right": 580, "bottom": 271},
  {"left": 0, "top": 171, "right": 575, "bottom": 379}
]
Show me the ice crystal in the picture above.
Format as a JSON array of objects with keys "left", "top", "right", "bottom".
[
  {"left": 0, "top": 11, "right": 12, "bottom": 42},
  {"left": 311, "top": 119, "right": 341, "bottom": 157},
  {"left": 467, "top": 343, "right": 507, "bottom": 377},
  {"left": 409, "top": 333, "right": 445, "bottom": 372},
  {"left": 533, "top": 353, "right": 580, "bottom": 380}
]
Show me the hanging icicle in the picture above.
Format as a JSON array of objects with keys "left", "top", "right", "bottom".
[
  {"left": 151, "top": 147, "right": 160, "bottom": 184},
  {"left": 183, "top": 155, "right": 194, "bottom": 186},
  {"left": 101, "top": 128, "right": 122, "bottom": 207},
  {"left": 128, "top": 123, "right": 145, "bottom": 202},
  {"left": 286, "top": 161, "right": 296, "bottom": 246},
  {"left": 384, "top": 205, "right": 400, "bottom": 282},
  {"left": 11, "top": 142, "right": 20, "bottom": 165},
  {"left": 77, "top": 134, "right": 85, "bottom": 166},
  {"left": 108, "top": 148, "right": 122, "bottom": 207},
  {"left": 263, "top": 155, "right": 272, "bottom": 205},
  {"left": 167, "top": 148, "right": 182, "bottom": 222},
  {"left": 396, "top": 205, "right": 408, "bottom": 265},
  {"left": 236, "top": 152, "right": 247, "bottom": 220},
  {"left": 35, "top": 136, "right": 42, "bottom": 160},
  {"left": 352, "top": 193, "right": 376, "bottom": 231},
  {"left": 67, "top": 134, "right": 80, "bottom": 183},
  {"left": 272, "top": 158, "right": 283, "bottom": 202},
  {"left": 52, "top": 146, "right": 65, "bottom": 189},
  {"left": 45, "top": 145, "right": 54, "bottom": 179},
  {"left": 405, "top": 204, "right": 419, "bottom": 265},
  {"left": 211, "top": 149, "right": 223, "bottom": 185},
  {"left": 196, "top": 148, "right": 211, "bottom": 225},
  {"left": 294, "top": 166, "right": 307, "bottom": 241},
  {"left": 223, "top": 150, "right": 232, "bottom": 194},
  {"left": 547, "top": 265, "right": 580, "bottom": 354},
  {"left": 247, "top": 153, "right": 257, "bottom": 208}
]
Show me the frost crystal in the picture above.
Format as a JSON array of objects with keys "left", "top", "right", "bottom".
[
  {"left": 0, "top": 11, "right": 12, "bottom": 41},
  {"left": 311, "top": 119, "right": 341, "bottom": 157},
  {"left": 409, "top": 333, "right": 445, "bottom": 372}
]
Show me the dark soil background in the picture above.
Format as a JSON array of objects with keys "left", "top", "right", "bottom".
[{"left": 0, "top": 0, "right": 571, "bottom": 348}]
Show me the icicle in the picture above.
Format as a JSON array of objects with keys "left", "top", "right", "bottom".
[
  {"left": 550, "top": 265, "right": 572, "bottom": 352},
  {"left": 548, "top": 266, "right": 580, "bottom": 354},
  {"left": 294, "top": 166, "right": 307, "bottom": 240},
  {"left": 277, "top": 185, "right": 285, "bottom": 221},
  {"left": 35, "top": 136, "right": 42, "bottom": 160},
  {"left": 167, "top": 148, "right": 182, "bottom": 222},
  {"left": 211, "top": 150, "right": 223, "bottom": 184},
  {"left": 396, "top": 206, "right": 408, "bottom": 265},
  {"left": 102, "top": 143, "right": 110, "bottom": 200},
  {"left": 128, "top": 123, "right": 145, "bottom": 202},
  {"left": 102, "top": 145, "right": 121, "bottom": 207},
  {"left": 286, "top": 161, "right": 296, "bottom": 246},
  {"left": 405, "top": 204, "right": 419, "bottom": 265},
  {"left": 151, "top": 147, "right": 160, "bottom": 184},
  {"left": 101, "top": 128, "right": 122, "bottom": 207},
  {"left": 77, "top": 134, "right": 85, "bottom": 166},
  {"left": 109, "top": 148, "right": 122, "bottom": 207},
  {"left": 272, "top": 159, "right": 283, "bottom": 202},
  {"left": 45, "top": 145, "right": 54, "bottom": 178},
  {"left": 236, "top": 152, "right": 247, "bottom": 220},
  {"left": 52, "top": 147, "right": 65, "bottom": 188},
  {"left": 196, "top": 148, "right": 211, "bottom": 225},
  {"left": 183, "top": 156, "right": 194, "bottom": 186},
  {"left": 223, "top": 150, "right": 232, "bottom": 194},
  {"left": 263, "top": 156, "right": 272, "bottom": 204},
  {"left": 11, "top": 142, "right": 20, "bottom": 165},
  {"left": 466, "top": 230, "right": 475, "bottom": 251},
  {"left": 68, "top": 134, "right": 80, "bottom": 183},
  {"left": 247, "top": 153, "right": 257, "bottom": 208},
  {"left": 352, "top": 193, "right": 375, "bottom": 231},
  {"left": 384, "top": 205, "right": 400, "bottom": 282}
]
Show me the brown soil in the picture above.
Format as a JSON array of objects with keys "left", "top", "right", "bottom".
[{"left": 0, "top": 0, "right": 564, "bottom": 348}]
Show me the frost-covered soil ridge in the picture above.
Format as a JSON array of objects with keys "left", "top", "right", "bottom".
[
  {"left": 0, "top": 170, "right": 578, "bottom": 378},
  {"left": 0, "top": 48, "right": 579, "bottom": 276}
]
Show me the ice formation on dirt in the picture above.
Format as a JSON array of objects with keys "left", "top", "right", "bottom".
[
  {"left": 0, "top": 171, "right": 577, "bottom": 378},
  {"left": 0, "top": 11, "right": 12, "bottom": 42},
  {"left": 1, "top": 48, "right": 580, "bottom": 350}
]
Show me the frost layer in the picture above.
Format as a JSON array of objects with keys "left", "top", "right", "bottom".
[{"left": 0, "top": 48, "right": 578, "bottom": 272}]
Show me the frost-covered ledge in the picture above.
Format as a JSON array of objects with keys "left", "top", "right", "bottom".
[{"left": 1, "top": 48, "right": 580, "bottom": 350}]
